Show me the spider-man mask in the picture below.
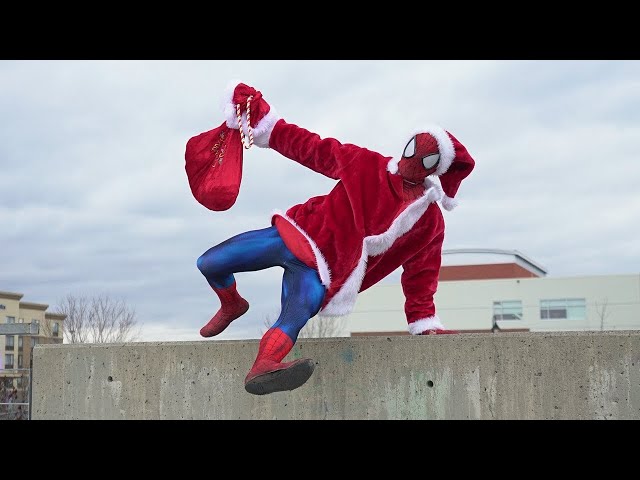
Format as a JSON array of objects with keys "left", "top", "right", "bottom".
[{"left": 397, "top": 132, "right": 441, "bottom": 183}]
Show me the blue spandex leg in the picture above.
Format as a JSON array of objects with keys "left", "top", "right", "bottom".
[
  {"left": 197, "top": 226, "right": 286, "bottom": 289},
  {"left": 196, "top": 226, "right": 325, "bottom": 341}
]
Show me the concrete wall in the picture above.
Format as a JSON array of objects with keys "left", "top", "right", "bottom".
[{"left": 32, "top": 331, "right": 640, "bottom": 420}]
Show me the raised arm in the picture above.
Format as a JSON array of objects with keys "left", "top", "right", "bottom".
[
  {"left": 269, "top": 119, "right": 375, "bottom": 180},
  {"left": 223, "top": 81, "right": 377, "bottom": 180}
]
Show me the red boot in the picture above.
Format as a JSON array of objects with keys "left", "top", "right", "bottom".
[
  {"left": 244, "top": 327, "right": 315, "bottom": 395},
  {"left": 200, "top": 282, "right": 249, "bottom": 338}
]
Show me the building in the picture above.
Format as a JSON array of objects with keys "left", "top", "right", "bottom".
[
  {"left": 0, "top": 290, "right": 66, "bottom": 370},
  {"left": 344, "top": 249, "right": 640, "bottom": 336},
  {"left": 0, "top": 291, "right": 65, "bottom": 419},
  {"left": 1, "top": 290, "right": 65, "bottom": 418}
]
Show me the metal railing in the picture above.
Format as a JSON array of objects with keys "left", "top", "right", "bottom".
[
  {"left": 0, "top": 367, "right": 31, "bottom": 420},
  {"left": 1, "top": 322, "right": 38, "bottom": 420}
]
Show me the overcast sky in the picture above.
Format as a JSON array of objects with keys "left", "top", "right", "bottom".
[{"left": 1, "top": 60, "right": 639, "bottom": 342}]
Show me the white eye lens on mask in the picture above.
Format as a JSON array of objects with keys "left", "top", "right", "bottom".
[
  {"left": 403, "top": 137, "right": 416, "bottom": 158},
  {"left": 422, "top": 153, "right": 440, "bottom": 169}
]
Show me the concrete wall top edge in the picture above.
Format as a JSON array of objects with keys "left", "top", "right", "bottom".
[{"left": 31, "top": 329, "right": 640, "bottom": 352}]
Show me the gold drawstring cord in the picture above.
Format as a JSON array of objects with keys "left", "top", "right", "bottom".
[{"left": 236, "top": 95, "right": 254, "bottom": 150}]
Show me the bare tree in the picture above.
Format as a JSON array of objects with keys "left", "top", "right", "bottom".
[
  {"left": 595, "top": 297, "right": 610, "bottom": 332},
  {"left": 55, "top": 294, "right": 92, "bottom": 343},
  {"left": 261, "top": 311, "right": 346, "bottom": 338},
  {"left": 53, "top": 294, "right": 142, "bottom": 343},
  {"left": 38, "top": 315, "right": 64, "bottom": 342},
  {"left": 38, "top": 317, "right": 53, "bottom": 338}
]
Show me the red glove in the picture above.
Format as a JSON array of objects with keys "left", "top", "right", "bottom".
[
  {"left": 223, "top": 81, "right": 280, "bottom": 148},
  {"left": 229, "top": 83, "right": 271, "bottom": 128}
]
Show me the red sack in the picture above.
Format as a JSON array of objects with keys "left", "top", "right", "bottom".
[
  {"left": 185, "top": 83, "right": 269, "bottom": 211},
  {"left": 185, "top": 122, "right": 244, "bottom": 211}
]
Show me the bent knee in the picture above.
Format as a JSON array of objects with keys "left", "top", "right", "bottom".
[{"left": 196, "top": 253, "right": 211, "bottom": 274}]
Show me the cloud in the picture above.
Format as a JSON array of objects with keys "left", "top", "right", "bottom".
[{"left": 1, "top": 60, "right": 638, "bottom": 341}]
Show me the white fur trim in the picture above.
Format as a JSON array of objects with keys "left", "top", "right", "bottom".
[
  {"left": 222, "top": 80, "right": 281, "bottom": 149},
  {"left": 423, "top": 177, "right": 442, "bottom": 194},
  {"left": 408, "top": 315, "right": 445, "bottom": 335},
  {"left": 271, "top": 210, "right": 332, "bottom": 288},
  {"left": 441, "top": 194, "right": 458, "bottom": 211},
  {"left": 221, "top": 79, "right": 240, "bottom": 125},
  {"left": 387, "top": 157, "right": 400, "bottom": 174},
  {"left": 319, "top": 185, "right": 442, "bottom": 317},
  {"left": 425, "top": 177, "right": 458, "bottom": 212},
  {"left": 252, "top": 109, "right": 280, "bottom": 148},
  {"left": 403, "top": 125, "right": 456, "bottom": 176}
]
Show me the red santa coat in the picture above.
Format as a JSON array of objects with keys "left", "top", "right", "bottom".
[{"left": 268, "top": 119, "right": 448, "bottom": 334}]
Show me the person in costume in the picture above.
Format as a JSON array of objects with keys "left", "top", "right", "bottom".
[{"left": 192, "top": 82, "right": 476, "bottom": 395}]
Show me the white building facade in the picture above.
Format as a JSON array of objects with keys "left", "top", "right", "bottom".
[{"left": 343, "top": 250, "right": 640, "bottom": 335}]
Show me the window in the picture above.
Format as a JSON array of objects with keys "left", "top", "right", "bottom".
[
  {"left": 17, "top": 354, "right": 23, "bottom": 368},
  {"left": 6, "top": 316, "right": 15, "bottom": 324},
  {"left": 540, "top": 298, "right": 586, "bottom": 320},
  {"left": 52, "top": 322, "right": 59, "bottom": 337},
  {"left": 32, "top": 319, "right": 39, "bottom": 325},
  {"left": 31, "top": 337, "right": 38, "bottom": 346},
  {"left": 4, "top": 354, "right": 14, "bottom": 369},
  {"left": 18, "top": 336, "right": 23, "bottom": 351},
  {"left": 493, "top": 300, "right": 523, "bottom": 321},
  {"left": 5, "top": 336, "right": 14, "bottom": 350}
]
